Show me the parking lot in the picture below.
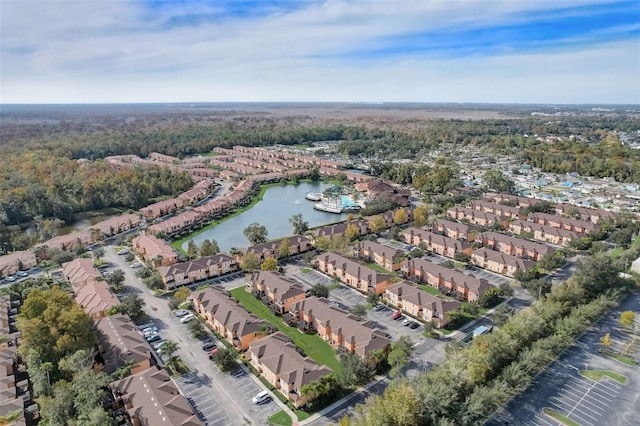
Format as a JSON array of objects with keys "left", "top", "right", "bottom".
[
  {"left": 188, "top": 271, "right": 246, "bottom": 291},
  {"left": 224, "top": 367, "right": 281, "bottom": 420},
  {"left": 365, "top": 303, "right": 425, "bottom": 341},
  {"left": 174, "top": 372, "right": 233, "bottom": 426}
]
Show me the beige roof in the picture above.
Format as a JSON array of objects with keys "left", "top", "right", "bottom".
[
  {"left": 249, "top": 271, "right": 306, "bottom": 304},
  {"left": 290, "top": 297, "right": 390, "bottom": 357},
  {"left": 385, "top": 281, "right": 461, "bottom": 316},
  {"left": 62, "top": 258, "right": 101, "bottom": 290},
  {"left": 248, "top": 332, "right": 332, "bottom": 396},
  {"left": 94, "top": 314, "right": 153, "bottom": 375},
  {"left": 75, "top": 281, "right": 120, "bottom": 317},
  {"left": 402, "top": 228, "right": 470, "bottom": 252},
  {"left": 357, "top": 241, "right": 404, "bottom": 263},
  {"left": 473, "top": 247, "right": 536, "bottom": 271},
  {"left": 158, "top": 253, "right": 234, "bottom": 278},
  {"left": 112, "top": 367, "right": 202, "bottom": 426},
  {"left": 132, "top": 234, "right": 177, "bottom": 260},
  {"left": 317, "top": 252, "right": 392, "bottom": 286},
  {"left": 478, "top": 231, "right": 556, "bottom": 257},
  {"left": 403, "top": 258, "right": 491, "bottom": 295}
]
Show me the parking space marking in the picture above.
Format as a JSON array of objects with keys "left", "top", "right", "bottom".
[{"left": 534, "top": 414, "right": 557, "bottom": 426}]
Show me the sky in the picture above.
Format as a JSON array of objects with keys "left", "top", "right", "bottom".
[{"left": 1, "top": 0, "right": 639, "bottom": 104}]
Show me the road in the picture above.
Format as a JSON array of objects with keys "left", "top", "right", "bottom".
[{"left": 104, "top": 246, "right": 282, "bottom": 426}]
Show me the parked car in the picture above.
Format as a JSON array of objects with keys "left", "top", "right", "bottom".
[
  {"left": 202, "top": 341, "right": 217, "bottom": 351},
  {"left": 402, "top": 318, "right": 412, "bottom": 326},
  {"left": 174, "top": 309, "right": 190, "bottom": 317},
  {"left": 131, "top": 262, "right": 142, "bottom": 269},
  {"left": 97, "top": 263, "right": 109, "bottom": 269},
  {"left": 409, "top": 322, "right": 420, "bottom": 329},
  {"left": 117, "top": 249, "right": 129, "bottom": 255},
  {"left": 142, "top": 327, "right": 158, "bottom": 337},
  {"left": 392, "top": 310, "right": 403, "bottom": 320},
  {"left": 252, "top": 390, "right": 271, "bottom": 404},
  {"left": 145, "top": 333, "right": 161, "bottom": 342},
  {"left": 374, "top": 304, "right": 385, "bottom": 311},
  {"left": 17, "top": 271, "right": 28, "bottom": 277},
  {"left": 180, "top": 314, "right": 195, "bottom": 324},
  {"left": 208, "top": 348, "right": 219, "bottom": 359},
  {"left": 6, "top": 276, "right": 15, "bottom": 282},
  {"left": 295, "top": 347, "right": 307, "bottom": 357},
  {"left": 152, "top": 340, "right": 166, "bottom": 350}
]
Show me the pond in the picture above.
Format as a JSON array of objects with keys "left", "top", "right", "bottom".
[{"left": 183, "top": 182, "right": 349, "bottom": 253}]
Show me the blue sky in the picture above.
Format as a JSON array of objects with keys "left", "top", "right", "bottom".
[{"left": 1, "top": 0, "right": 638, "bottom": 104}]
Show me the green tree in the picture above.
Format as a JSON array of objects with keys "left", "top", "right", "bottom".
[
  {"left": 17, "top": 287, "right": 96, "bottom": 364},
  {"left": 278, "top": 238, "right": 291, "bottom": 259},
  {"left": 187, "top": 238, "right": 199, "bottom": 260},
  {"left": 454, "top": 252, "right": 471, "bottom": 263},
  {"left": 349, "top": 304, "right": 367, "bottom": 320},
  {"left": 118, "top": 294, "right": 146, "bottom": 322},
  {"left": 244, "top": 223, "right": 268, "bottom": 245},
  {"left": 345, "top": 223, "right": 361, "bottom": 242},
  {"left": 200, "top": 239, "right": 220, "bottom": 256},
  {"left": 92, "top": 247, "right": 105, "bottom": 260},
  {"left": 143, "top": 271, "right": 164, "bottom": 291},
  {"left": 492, "top": 304, "right": 515, "bottom": 327},
  {"left": 394, "top": 209, "right": 407, "bottom": 225},
  {"left": 174, "top": 286, "right": 191, "bottom": 304},
  {"left": 573, "top": 252, "right": 621, "bottom": 298},
  {"left": 599, "top": 332, "right": 612, "bottom": 353},
  {"left": 211, "top": 348, "right": 238, "bottom": 372},
  {"left": 261, "top": 257, "right": 278, "bottom": 271},
  {"left": 241, "top": 251, "right": 261, "bottom": 271},
  {"left": 412, "top": 205, "right": 429, "bottom": 227},
  {"left": 159, "top": 340, "right": 180, "bottom": 371},
  {"left": 337, "top": 352, "right": 375, "bottom": 388},
  {"left": 188, "top": 318, "right": 207, "bottom": 338},
  {"left": 105, "top": 269, "right": 125, "bottom": 292},
  {"left": 522, "top": 278, "right": 552, "bottom": 299},
  {"left": 290, "top": 213, "right": 309, "bottom": 235},
  {"left": 619, "top": 311, "right": 635, "bottom": 330},
  {"left": 369, "top": 215, "right": 386, "bottom": 234},
  {"left": 310, "top": 283, "right": 330, "bottom": 298},
  {"left": 483, "top": 170, "right": 515, "bottom": 193}
]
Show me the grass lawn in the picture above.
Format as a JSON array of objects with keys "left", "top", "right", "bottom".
[
  {"left": 440, "top": 329, "right": 453, "bottom": 336},
  {"left": 610, "top": 247, "right": 623, "bottom": 259},
  {"left": 579, "top": 369, "right": 628, "bottom": 384},
  {"left": 366, "top": 263, "right": 397, "bottom": 277},
  {"left": 295, "top": 410, "right": 311, "bottom": 421},
  {"left": 605, "top": 352, "right": 638, "bottom": 366},
  {"left": 418, "top": 284, "right": 441, "bottom": 296},
  {"left": 388, "top": 240, "right": 400, "bottom": 246},
  {"left": 301, "top": 267, "right": 312, "bottom": 273},
  {"left": 268, "top": 410, "right": 292, "bottom": 426},
  {"left": 543, "top": 408, "right": 580, "bottom": 426},
  {"left": 230, "top": 288, "right": 341, "bottom": 372}
]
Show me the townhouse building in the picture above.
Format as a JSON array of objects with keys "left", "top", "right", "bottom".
[
  {"left": 469, "top": 200, "right": 523, "bottom": 220},
  {"left": 0, "top": 251, "right": 37, "bottom": 279},
  {"left": 401, "top": 258, "right": 491, "bottom": 302},
  {"left": 131, "top": 234, "right": 179, "bottom": 267},
  {"left": 248, "top": 332, "right": 332, "bottom": 408},
  {"left": 94, "top": 314, "right": 155, "bottom": 376},
  {"left": 310, "top": 220, "right": 369, "bottom": 242},
  {"left": 157, "top": 253, "right": 237, "bottom": 289},
  {"left": 289, "top": 297, "right": 390, "bottom": 357},
  {"left": 476, "top": 231, "right": 556, "bottom": 261},
  {"left": 242, "top": 235, "right": 313, "bottom": 263},
  {"left": 316, "top": 252, "right": 393, "bottom": 295},
  {"left": 111, "top": 367, "right": 202, "bottom": 426},
  {"left": 508, "top": 220, "right": 583, "bottom": 246},
  {"left": 431, "top": 218, "right": 475, "bottom": 242},
  {"left": 383, "top": 281, "right": 461, "bottom": 328},
  {"left": 527, "top": 212, "right": 598, "bottom": 234},
  {"left": 247, "top": 271, "right": 307, "bottom": 314},
  {"left": 401, "top": 228, "right": 472, "bottom": 259},
  {"left": 446, "top": 206, "right": 505, "bottom": 227},
  {"left": 191, "top": 287, "right": 270, "bottom": 350},
  {"left": 472, "top": 247, "right": 536, "bottom": 277},
  {"left": 354, "top": 240, "right": 404, "bottom": 271}
]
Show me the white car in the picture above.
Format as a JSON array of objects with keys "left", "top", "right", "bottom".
[
  {"left": 180, "top": 314, "right": 195, "bottom": 324},
  {"left": 174, "top": 309, "right": 190, "bottom": 318},
  {"left": 17, "top": 271, "right": 28, "bottom": 277},
  {"left": 131, "top": 262, "right": 142, "bottom": 269},
  {"left": 252, "top": 390, "right": 271, "bottom": 404},
  {"left": 6, "top": 276, "right": 16, "bottom": 282}
]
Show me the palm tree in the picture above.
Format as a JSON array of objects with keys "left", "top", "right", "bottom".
[
  {"left": 0, "top": 409, "right": 23, "bottom": 426},
  {"left": 159, "top": 340, "right": 180, "bottom": 371}
]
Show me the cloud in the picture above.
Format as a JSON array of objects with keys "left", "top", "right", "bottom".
[{"left": 1, "top": 0, "right": 638, "bottom": 103}]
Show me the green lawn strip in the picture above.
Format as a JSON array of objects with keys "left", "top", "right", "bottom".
[
  {"left": 295, "top": 410, "right": 311, "bottom": 421},
  {"left": 579, "top": 369, "right": 628, "bottom": 384},
  {"left": 230, "top": 288, "right": 341, "bottom": 372},
  {"left": 604, "top": 352, "right": 638, "bottom": 366},
  {"left": 267, "top": 410, "right": 292, "bottom": 426},
  {"left": 388, "top": 240, "right": 400, "bottom": 246},
  {"left": 609, "top": 247, "right": 623, "bottom": 259},
  {"left": 366, "top": 263, "right": 396, "bottom": 276},
  {"left": 439, "top": 329, "right": 453, "bottom": 335},
  {"left": 542, "top": 408, "right": 581, "bottom": 426},
  {"left": 301, "top": 267, "right": 312, "bottom": 274},
  {"left": 417, "top": 285, "right": 441, "bottom": 296}
]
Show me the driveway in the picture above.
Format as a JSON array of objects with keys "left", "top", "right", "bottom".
[{"left": 104, "top": 245, "right": 277, "bottom": 426}]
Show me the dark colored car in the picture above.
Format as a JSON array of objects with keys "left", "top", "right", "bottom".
[
  {"left": 409, "top": 322, "right": 420, "bottom": 329},
  {"left": 202, "top": 340, "right": 217, "bottom": 351}
]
